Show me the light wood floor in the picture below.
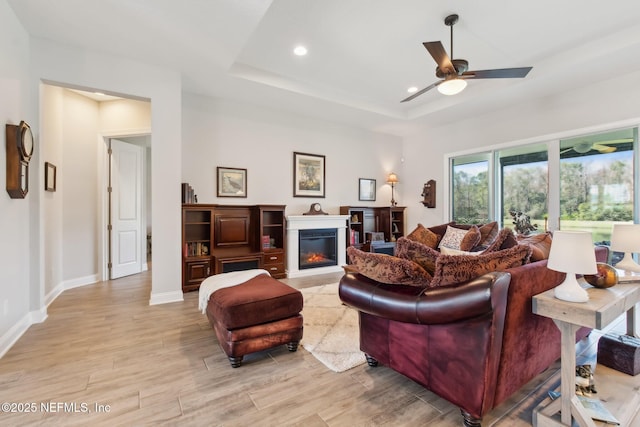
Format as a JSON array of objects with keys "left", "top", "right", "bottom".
[{"left": 0, "top": 269, "right": 628, "bottom": 426}]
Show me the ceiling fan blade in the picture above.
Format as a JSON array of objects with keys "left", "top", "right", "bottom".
[
  {"left": 462, "top": 67, "right": 532, "bottom": 79},
  {"left": 592, "top": 143, "right": 617, "bottom": 153},
  {"left": 423, "top": 41, "right": 455, "bottom": 75},
  {"left": 400, "top": 81, "right": 441, "bottom": 103},
  {"left": 595, "top": 138, "right": 633, "bottom": 145}
]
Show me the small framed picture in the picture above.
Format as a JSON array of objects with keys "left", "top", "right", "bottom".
[
  {"left": 217, "top": 167, "right": 247, "bottom": 197},
  {"left": 293, "top": 152, "right": 325, "bottom": 198},
  {"left": 45, "top": 162, "right": 57, "bottom": 192},
  {"left": 359, "top": 178, "right": 376, "bottom": 201}
]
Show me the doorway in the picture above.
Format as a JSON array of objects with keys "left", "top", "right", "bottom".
[
  {"left": 108, "top": 138, "right": 146, "bottom": 279},
  {"left": 99, "top": 134, "right": 151, "bottom": 281}
]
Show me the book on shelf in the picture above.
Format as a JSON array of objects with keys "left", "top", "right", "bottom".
[
  {"left": 262, "top": 235, "right": 271, "bottom": 249},
  {"left": 181, "top": 182, "right": 197, "bottom": 204},
  {"left": 350, "top": 229, "right": 359, "bottom": 245}
]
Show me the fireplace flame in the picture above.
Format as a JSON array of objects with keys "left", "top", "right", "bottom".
[{"left": 305, "top": 253, "right": 328, "bottom": 263}]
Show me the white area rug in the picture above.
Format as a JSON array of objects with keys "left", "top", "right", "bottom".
[{"left": 300, "top": 283, "right": 366, "bottom": 372}]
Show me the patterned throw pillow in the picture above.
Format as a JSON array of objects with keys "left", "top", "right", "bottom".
[
  {"left": 517, "top": 232, "right": 553, "bottom": 261},
  {"left": 395, "top": 237, "right": 440, "bottom": 274},
  {"left": 346, "top": 246, "right": 432, "bottom": 287},
  {"left": 431, "top": 244, "right": 532, "bottom": 287},
  {"left": 406, "top": 223, "right": 439, "bottom": 248},
  {"left": 478, "top": 221, "right": 500, "bottom": 246},
  {"left": 439, "top": 225, "right": 481, "bottom": 251},
  {"left": 483, "top": 228, "right": 518, "bottom": 253},
  {"left": 426, "top": 222, "right": 456, "bottom": 241}
]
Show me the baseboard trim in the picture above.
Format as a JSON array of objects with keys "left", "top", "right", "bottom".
[
  {"left": 0, "top": 311, "right": 42, "bottom": 359},
  {"left": 149, "top": 291, "right": 184, "bottom": 305},
  {"left": 45, "top": 284, "right": 64, "bottom": 308},
  {"left": 44, "top": 274, "right": 99, "bottom": 308},
  {"left": 63, "top": 274, "right": 99, "bottom": 290}
]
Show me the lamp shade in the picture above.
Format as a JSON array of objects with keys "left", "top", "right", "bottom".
[
  {"left": 547, "top": 231, "right": 597, "bottom": 302},
  {"left": 386, "top": 173, "right": 399, "bottom": 184},
  {"left": 437, "top": 78, "right": 467, "bottom": 95},
  {"left": 610, "top": 223, "right": 640, "bottom": 253},
  {"left": 610, "top": 223, "right": 640, "bottom": 272},
  {"left": 547, "top": 231, "right": 597, "bottom": 275}
]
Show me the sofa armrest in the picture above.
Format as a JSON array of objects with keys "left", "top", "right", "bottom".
[{"left": 339, "top": 271, "right": 511, "bottom": 325}]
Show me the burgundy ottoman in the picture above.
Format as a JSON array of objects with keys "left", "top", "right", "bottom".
[{"left": 206, "top": 274, "right": 303, "bottom": 367}]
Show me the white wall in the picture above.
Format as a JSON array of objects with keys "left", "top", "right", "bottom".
[
  {"left": 0, "top": 0, "right": 32, "bottom": 355},
  {"left": 182, "top": 94, "right": 404, "bottom": 214},
  {"left": 99, "top": 98, "right": 152, "bottom": 134},
  {"left": 402, "top": 69, "right": 640, "bottom": 230},
  {"left": 40, "top": 85, "right": 66, "bottom": 302},
  {"left": 61, "top": 90, "right": 101, "bottom": 285}
]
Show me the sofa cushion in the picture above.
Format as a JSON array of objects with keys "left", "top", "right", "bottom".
[
  {"left": 406, "top": 223, "right": 439, "bottom": 248},
  {"left": 517, "top": 232, "right": 553, "bottom": 261},
  {"left": 440, "top": 246, "right": 484, "bottom": 256},
  {"left": 439, "top": 225, "right": 481, "bottom": 251},
  {"left": 431, "top": 244, "right": 532, "bottom": 287},
  {"left": 347, "top": 246, "right": 432, "bottom": 287},
  {"left": 395, "top": 237, "right": 440, "bottom": 274}
]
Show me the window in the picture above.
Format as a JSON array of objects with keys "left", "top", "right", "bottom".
[
  {"left": 451, "top": 154, "right": 490, "bottom": 224},
  {"left": 448, "top": 126, "right": 637, "bottom": 247},
  {"left": 559, "top": 128, "right": 635, "bottom": 243},
  {"left": 498, "top": 144, "right": 548, "bottom": 232}
]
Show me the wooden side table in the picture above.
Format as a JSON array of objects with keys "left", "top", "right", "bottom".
[{"left": 532, "top": 281, "right": 640, "bottom": 426}]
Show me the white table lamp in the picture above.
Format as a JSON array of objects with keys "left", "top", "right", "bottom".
[
  {"left": 610, "top": 223, "right": 640, "bottom": 273},
  {"left": 547, "top": 231, "right": 597, "bottom": 303}
]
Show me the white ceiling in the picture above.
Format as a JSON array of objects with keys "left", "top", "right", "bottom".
[{"left": 8, "top": 0, "right": 640, "bottom": 136}]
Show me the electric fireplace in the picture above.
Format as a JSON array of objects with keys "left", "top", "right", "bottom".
[
  {"left": 286, "top": 214, "right": 349, "bottom": 278},
  {"left": 299, "top": 229, "right": 337, "bottom": 270}
]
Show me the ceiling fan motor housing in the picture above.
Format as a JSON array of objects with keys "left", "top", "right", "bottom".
[{"left": 436, "top": 59, "right": 468, "bottom": 78}]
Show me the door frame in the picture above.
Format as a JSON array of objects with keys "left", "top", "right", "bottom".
[{"left": 97, "top": 129, "right": 151, "bottom": 282}]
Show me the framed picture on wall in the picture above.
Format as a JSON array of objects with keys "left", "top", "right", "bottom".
[
  {"left": 358, "top": 178, "right": 376, "bottom": 201},
  {"left": 45, "top": 162, "right": 57, "bottom": 192},
  {"left": 293, "top": 152, "right": 325, "bottom": 197},
  {"left": 217, "top": 167, "right": 247, "bottom": 197}
]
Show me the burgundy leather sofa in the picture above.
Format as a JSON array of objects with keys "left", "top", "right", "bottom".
[{"left": 338, "top": 247, "right": 608, "bottom": 427}]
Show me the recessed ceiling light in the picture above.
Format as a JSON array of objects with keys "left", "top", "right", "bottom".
[
  {"left": 293, "top": 45, "right": 308, "bottom": 56},
  {"left": 407, "top": 87, "right": 418, "bottom": 93},
  {"left": 94, "top": 92, "right": 105, "bottom": 96}
]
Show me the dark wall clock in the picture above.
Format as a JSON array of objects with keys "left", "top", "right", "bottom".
[{"left": 6, "top": 121, "right": 34, "bottom": 198}]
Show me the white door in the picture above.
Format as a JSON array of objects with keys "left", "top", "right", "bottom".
[{"left": 110, "top": 139, "right": 143, "bottom": 279}]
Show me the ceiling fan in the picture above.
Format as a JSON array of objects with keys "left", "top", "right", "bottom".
[
  {"left": 401, "top": 14, "right": 532, "bottom": 102},
  {"left": 560, "top": 138, "right": 634, "bottom": 155}
]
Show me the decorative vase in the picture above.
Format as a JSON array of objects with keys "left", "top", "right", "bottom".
[{"left": 584, "top": 263, "right": 618, "bottom": 288}]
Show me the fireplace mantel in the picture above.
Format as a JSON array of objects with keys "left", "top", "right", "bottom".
[{"left": 286, "top": 215, "right": 349, "bottom": 278}]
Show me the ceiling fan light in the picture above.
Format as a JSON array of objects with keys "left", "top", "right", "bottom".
[
  {"left": 438, "top": 78, "right": 467, "bottom": 95},
  {"left": 573, "top": 141, "right": 593, "bottom": 154}
]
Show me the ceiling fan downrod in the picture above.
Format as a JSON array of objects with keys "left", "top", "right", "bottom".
[{"left": 444, "top": 14, "right": 459, "bottom": 70}]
